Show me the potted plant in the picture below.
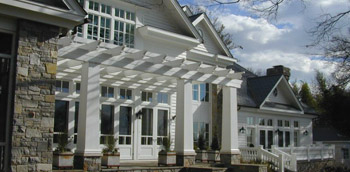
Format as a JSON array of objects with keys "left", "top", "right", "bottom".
[
  {"left": 101, "top": 136, "right": 120, "bottom": 168},
  {"left": 208, "top": 132, "right": 220, "bottom": 163},
  {"left": 53, "top": 133, "right": 74, "bottom": 169},
  {"left": 158, "top": 137, "right": 176, "bottom": 166},
  {"left": 195, "top": 134, "right": 208, "bottom": 162}
]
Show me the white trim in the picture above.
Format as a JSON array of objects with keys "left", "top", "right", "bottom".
[
  {"left": 239, "top": 106, "right": 316, "bottom": 118},
  {"left": 138, "top": 26, "right": 200, "bottom": 47}
]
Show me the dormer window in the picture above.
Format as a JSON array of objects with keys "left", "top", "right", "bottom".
[{"left": 198, "top": 29, "right": 203, "bottom": 38}]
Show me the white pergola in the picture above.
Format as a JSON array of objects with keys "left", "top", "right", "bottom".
[{"left": 57, "top": 36, "right": 243, "bottom": 164}]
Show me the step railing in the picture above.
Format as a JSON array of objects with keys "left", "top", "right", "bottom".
[
  {"left": 272, "top": 146, "right": 297, "bottom": 172},
  {"left": 240, "top": 146, "right": 285, "bottom": 172}
]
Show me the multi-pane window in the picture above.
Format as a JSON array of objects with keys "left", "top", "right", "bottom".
[
  {"left": 294, "top": 121, "right": 299, "bottom": 128},
  {"left": 157, "top": 92, "right": 168, "bottom": 104},
  {"left": 76, "top": 82, "right": 80, "bottom": 94},
  {"left": 259, "top": 118, "right": 265, "bottom": 126},
  {"left": 193, "top": 122, "right": 209, "bottom": 148},
  {"left": 120, "top": 88, "right": 132, "bottom": 100},
  {"left": 99, "top": 17, "right": 111, "bottom": 42},
  {"left": 101, "top": 4, "right": 111, "bottom": 14},
  {"left": 192, "top": 84, "right": 198, "bottom": 101},
  {"left": 89, "top": 0, "right": 99, "bottom": 11},
  {"left": 54, "top": 100, "right": 69, "bottom": 143},
  {"left": 141, "top": 91, "right": 152, "bottom": 102},
  {"left": 76, "top": 0, "right": 85, "bottom": 37},
  {"left": 100, "top": 105, "right": 114, "bottom": 144},
  {"left": 124, "top": 23, "right": 135, "bottom": 47},
  {"left": 56, "top": 80, "right": 69, "bottom": 93},
  {"left": 200, "top": 83, "right": 209, "bottom": 102},
  {"left": 141, "top": 108, "right": 153, "bottom": 145},
  {"left": 87, "top": 14, "right": 98, "bottom": 40},
  {"left": 267, "top": 119, "right": 273, "bottom": 126},
  {"left": 115, "top": 8, "right": 125, "bottom": 18},
  {"left": 119, "top": 106, "right": 132, "bottom": 145},
  {"left": 101, "top": 86, "right": 114, "bottom": 98},
  {"left": 157, "top": 110, "right": 168, "bottom": 145},
  {"left": 193, "top": 83, "right": 209, "bottom": 102},
  {"left": 277, "top": 120, "right": 283, "bottom": 127},
  {"left": 285, "top": 120, "right": 290, "bottom": 127},
  {"left": 294, "top": 131, "right": 299, "bottom": 147},
  {"left": 247, "top": 117, "right": 254, "bottom": 125}
]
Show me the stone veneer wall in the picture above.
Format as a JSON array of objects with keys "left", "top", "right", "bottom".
[{"left": 11, "top": 20, "right": 59, "bottom": 172}]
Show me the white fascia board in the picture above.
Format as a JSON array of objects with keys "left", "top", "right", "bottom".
[
  {"left": 187, "top": 49, "right": 235, "bottom": 67},
  {"left": 165, "top": 0, "right": 203, "bottom": 42},
  {"left": 280, "top": 77, "right": 304, "bottom": 112},
  {"left": 138, "top": 26, "right": 200, "bottom": 47},
  {"left": 239, "top": 106, "right": 315, "bottom": 118},
  {"left": 192, "top": 13, "right": 234, "bottom": 58},
  {"left": 0, "top": 0, "right": 86, "bottom": 29}
]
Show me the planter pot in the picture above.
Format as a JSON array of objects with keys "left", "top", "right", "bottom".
[
  {"left": 53, "top": 152, "right": 74, "bottom": 169},
  {"left": 208, "top": 150, "right": 220, "bottom": 163},
  {"left": 195, "top": 150, "right": 208, "bottom": 162},
  {"left": 158, "top": 151, "right": 176, "bottom": 166},
  {"left": 102, "top": 152, "right": 120, "bottom": 168}
]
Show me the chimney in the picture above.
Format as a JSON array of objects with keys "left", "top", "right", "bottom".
[{"left": 266, "top": 65, "right": 291, "bottom": 81}]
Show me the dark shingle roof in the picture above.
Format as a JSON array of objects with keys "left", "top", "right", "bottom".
[
  {"left": 247, "top": 75, "right": 282, "bottom": 106},
  {"left": 189, "top": 13, "right": 203, "bottom": 22},
  {"left": 314, "top": 127, "right": 350, "bottom": 142}
]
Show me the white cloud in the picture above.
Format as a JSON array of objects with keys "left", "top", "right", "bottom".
[{"left": 218, "top": 14, "right": 290, "bottom": 44}]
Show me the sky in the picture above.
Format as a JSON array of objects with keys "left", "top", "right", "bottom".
[{"left": 178, "top": 0, "right": 350, "bottom": 84}]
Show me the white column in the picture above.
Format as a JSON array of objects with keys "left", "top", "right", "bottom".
[
  {"left": 221, "top": 86, "right": 240, "bottom": 154},
  {"left": 76, "top": 62, "right": 101, "bottom": 155},
  {"left": 175, "top": 79, "right": 195, "bottom": 155}
]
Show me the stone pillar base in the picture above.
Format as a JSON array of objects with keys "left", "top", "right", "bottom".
[
  {"left": 220, "top": 153, "right": 241, "bottom": 166},
  {"left": 176, "top": 153, "right": 196, "bottom": 167},
  {"left": 74, "top": 153, "right": 102, "bottom": 171}
]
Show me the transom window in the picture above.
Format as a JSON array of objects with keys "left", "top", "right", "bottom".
[
  {"left": 101, "top": 86, "right": 114, "bottom": 98},
  {"left": 259, "top": 118, "right": 265, "bottom": 126},
  {"left": 247, "top": 117, "right": 254, "bottom": 125},
  {"left": 267, "top": 119, "right": 273, "bottom": 126},
  {"left": 192, "top": 83, "right": 209, "bottom": 102},
  {"left": 56, "top": 80, "right": 69, "bottom": 93},
  {"left": 120, "top": 88, "right": 132, "bottom": 100},
  {"left": 294, "top": 121, "right": 299, "bottom": 128},
  {"left": 141, "top": 91, "right": 152, "bottom": 102},
  {"left": 157, "top": 92, "right": 168, "bottom": 104},
  {"left": 277, "top": 120, "right": 283, "bottom": 127},
  {"left": 284, "top": 120, "right": 290, "bottom": 127}
]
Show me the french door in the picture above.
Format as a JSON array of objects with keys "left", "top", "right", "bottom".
[{"left": 259, "top": 130, "right": 274, "bottom": 149}]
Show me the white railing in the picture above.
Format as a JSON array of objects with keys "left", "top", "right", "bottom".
[
  {"left": 272, "top": 146, "right": 297, "bottom": 172},
  {"left": 277, "top": 144, "right": 335, "bottom": 161},
  {"left": 240, "top": 146, "right": 286, "bottom": 172},
  {"left": 0, "top": 142, "right": 5, "bottom": 171}
]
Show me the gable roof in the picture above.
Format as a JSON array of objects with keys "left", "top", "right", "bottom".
[
  {"left": 190, "top": 13, "right": 233, "bottom": 58},
  {"left": 247, "top": 75, "right": 282, "bottom": 106},
  {"left": 163, "top": 0, "right": 203, "bottom": 42}
]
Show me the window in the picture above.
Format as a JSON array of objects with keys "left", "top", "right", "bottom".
[
  {"left": 0, "top": 32, "right": 13, "bottom": 55},
  {"left": 260, "top": 130, "right": 266, "bottom": 148},
  {"left": 120, "top": 88, "right": 132, "bottom": 100},
  {"left": 247, "top": 128, "right": 254, "bottom": 147},
  {"left": 100, "top": 105, "right": 114, "bottom": 144},
  {"left": 141, "top": 91, "right": 152, "bottom": 102},
  {"left": 88, "top": 1, "right": 99, "bottom": 11},
  {"left": 54, "top": 100, "right": 69, "bottom": 143},
  {"left": 141, "top": 108, "right": 153, "bottom": 145},
  {"left": 157, "top": 110, "right": 168, "bottom": 145},
  {"left": 119, "top": 106, "right": 132, "bottom": 145},
  {"left": 259, "top": 118, "right": 265, "bottom": 126},
  {"left": 101, "top": 86, "right": 114, "bottom": 98},
  {"left": 157, "top": 92, "right": 168, "bottom": 104},
  {"left": 285, "top": 120, "right": 290, "bottom": 127},
  {"left": 278, "top": 120, "right": 283, "bottom": 127},
  {"left": 193, "top": 122, "right": 209, "bottom": 148},
  {"left": 87, "top": 14, "right": 98, "bottom": 40},
  {"left": 247, "top": 117, "right": 254, "bottom": 125},
  {"left": 285, "top": 131, "right": 290, "bottom": 147},
  {"left": 200, "top": 83, "right": 209, "bottom": 102},
  {"left": 343, "top": 148, "right": 349, "bottom": 159},
  {"left": 76, "top": 83, "right": 80, "bottom": 94},
  {"left": 101, "top": 4, "right": 111, "bottom": 14},
  {"left": 294, "top": 131, "right": 299, "bottom": 147},
  {"left": 294, "top": 121, "right": 299, "bottom": 128},
  {"left": 192, "top": 84, "right": 198, "bottom": 101},
  {"left": 278, "top": 130, "right": 283, "bottom": 147},
  {"left": 192, "top": 83, "right": 209, "bottom": 102},
  {"left": 56, "top": 80, "right": 69, "bottom": 93},
  {"left": 99, "top": 17, "right": 111, "bottom": 42},
  {"left": 267, "top": 119, "right": 273, "bottom": 126}
]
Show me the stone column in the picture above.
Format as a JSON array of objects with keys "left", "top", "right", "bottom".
[
  {"left": 74, "top": 62, "right": 102, "bottom": 171},
  {"left": 175, "top": 79, "right": 195, "bottom": 166},
  {"left": 220, "top": 86, "right": 241, "bottom": 165}
]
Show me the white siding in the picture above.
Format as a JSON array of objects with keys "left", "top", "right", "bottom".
[
  {"left": 143, "top": 6, "right": 182, "bottom": 34},
  {"left": 193, "top": 22, "right": 225, "bottom": 55}
]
